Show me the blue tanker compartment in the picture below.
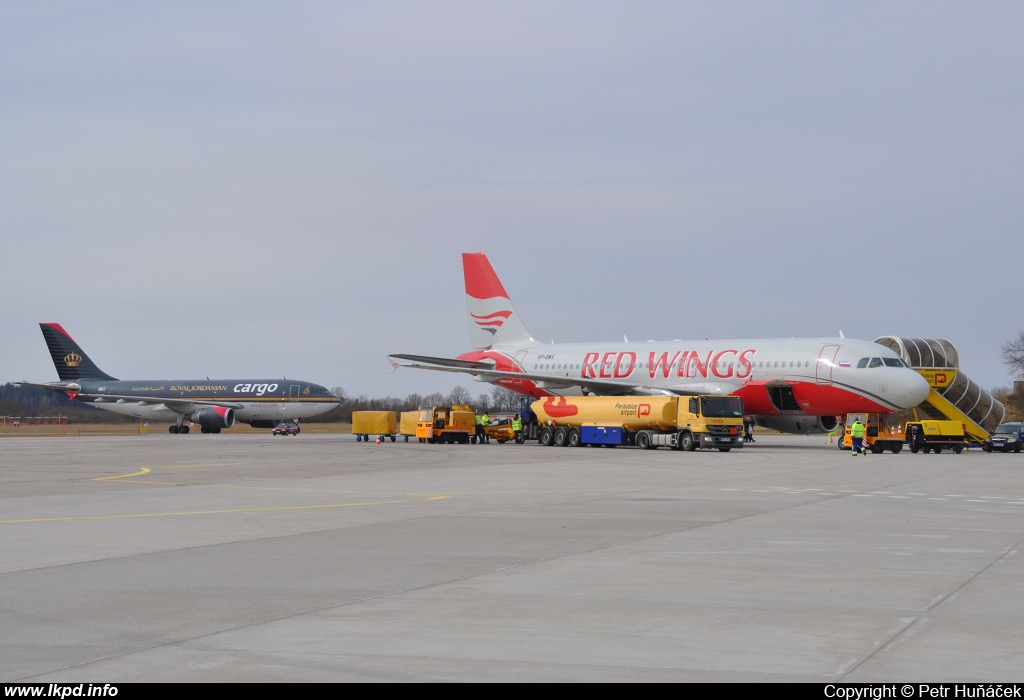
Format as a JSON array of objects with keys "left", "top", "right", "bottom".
[{"left": 581, "top": 426, "right": 629, "bottom": 445}]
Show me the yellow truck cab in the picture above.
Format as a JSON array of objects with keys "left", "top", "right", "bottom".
[
  {"left": 841, "top": 413, "right": 905, "bottom": 454},
  {"left": 416, "top": 405, "right": 476, "bottom": 444}
]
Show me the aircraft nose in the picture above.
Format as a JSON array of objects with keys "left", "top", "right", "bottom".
[{"left": 902, "top": 371, "right": 931, "bottom": 407}]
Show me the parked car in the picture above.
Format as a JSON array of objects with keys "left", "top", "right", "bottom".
[
  {"left": 982, "top": 422, "right": 1023, "bottom": 453},
  {"left": 273, "top": 421, "right": 300, "bottom": 436}
]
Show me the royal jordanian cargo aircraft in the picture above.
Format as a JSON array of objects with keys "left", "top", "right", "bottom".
[
  {"left": 389, "top": 253, "right": 931, "bottom": 435},
  {"left": 18, "top": 323, "right": 340, "bottom": 434}
]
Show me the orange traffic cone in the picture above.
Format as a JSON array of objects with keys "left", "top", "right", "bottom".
[{"left": 375, "top": 436, "right": 381, "bottom": 445}]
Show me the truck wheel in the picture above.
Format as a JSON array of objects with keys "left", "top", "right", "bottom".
[
  {"left": 870, "top": 443, "right": 883, "bottom": 454},
  {"left": 553, "top": 427, "right": 568, "bottom": 447},
  {"left": 427, "top": 438, "right": 436, "bottom": 444},
  {"left": 953, "top": 446, "right": 963, "bottom": 454},
  {"left": 539, "top": 427, "right": 553, "bottom": 446},
  {"left": 680, "top": 432, "right": 696, "bottom": 452},
  {"left": 891, "top": 443, "right": 902, "bottom": 454},
  {"left": 933, "top": 446, "right": 942, "bottom": 454},
  {"left": 910, "top": 444, "right": 919, "bottom": 453},
  {"left": 636, "top": 432, "right": 652, "bottom": 450},
  {"left": 567, "top": 428, "right": 581, "bottom": 447}
]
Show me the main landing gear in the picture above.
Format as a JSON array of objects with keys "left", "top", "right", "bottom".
[{"left": 168, "top": 424, "right": 190, "bottom": 434}]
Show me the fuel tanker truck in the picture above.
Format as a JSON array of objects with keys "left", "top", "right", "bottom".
[{"left": 530, "top": 395, "right": 745, "bottom": 451}]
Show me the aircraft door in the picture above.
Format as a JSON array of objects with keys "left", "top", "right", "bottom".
[
  {"left": 289, "top": 384, "right": 301, "bottom": 400},
  {"left": 512, "top": 350, "right": 529, "bottom": 385},
  {"left": 816, "top": 345, "right": 840, "bottom": 384}
]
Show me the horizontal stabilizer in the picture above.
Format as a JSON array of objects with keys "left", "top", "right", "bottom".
[{"left": 388, "top": 354, "right": 496, "bottom": 370}]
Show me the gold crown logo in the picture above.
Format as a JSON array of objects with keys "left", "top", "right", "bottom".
[
  {"left": 64, "top": 353, "right": 82, "bottom": 367},
  {"left": 303, "top": 386, "right": 311, "bottom": 395}
]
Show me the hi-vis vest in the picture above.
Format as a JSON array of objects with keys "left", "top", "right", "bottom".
[
  {"left": 512, "top": 416, "right": 522, "bottom": 431},
  {"left": 482, "top": 414, "right": 491, "bottom": 427},
  {"left": 475, "top": 414, "right": 483, "bottom": 426},
  {"left": 851, "top": 422, "right": 866, "bottom": 438}
]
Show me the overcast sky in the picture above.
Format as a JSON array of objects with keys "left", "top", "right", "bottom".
[{"left": 2, "top": 1, "right": 1022, "bottom": 399}]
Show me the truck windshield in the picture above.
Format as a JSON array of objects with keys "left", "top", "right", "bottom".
[{"left": 701, "top": 397, "right": 743, "bottom": 417}]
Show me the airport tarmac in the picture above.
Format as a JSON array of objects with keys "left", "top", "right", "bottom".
[{"left": 1, "top": 434, "right": 1022, "bottom": 682}]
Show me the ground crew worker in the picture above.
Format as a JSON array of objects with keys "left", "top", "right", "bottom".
[
  {"left": 850, "top": 418, "right": 866, "bottom": 456},
  {"left": 474, "top": 412, "right": 484, "bottom": 444},
  {"left": 511, "top": 414, "right": 523, "bottom": 442},
  {"left": 481, "top": 412, "right": 491, "bottom": 443}
]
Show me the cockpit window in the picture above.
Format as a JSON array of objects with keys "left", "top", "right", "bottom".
[
  {"left": 883, "top": 358, "right": 906, "bottom": 368},
  {"left": 857, "top": 358, "right": 869, "bottom": 368},
  {"left": 868, "top": 358, "right": 883, "bottom": 368}
]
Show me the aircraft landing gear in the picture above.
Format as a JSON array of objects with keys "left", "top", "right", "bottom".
[{"left": 169, "top": 425, "right": 178, "bottom": 434}]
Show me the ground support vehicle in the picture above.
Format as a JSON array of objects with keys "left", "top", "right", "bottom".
[
  {"left": 416, "top": 405, "right": 476, "bottom": 444},
  {"left": 352, "top": 411, "right": 398, "bottom": 443},
  {"left": 531, "top": 395, "right": 744, "bottom": 452},
  {"left": 484, "top": 421, "right": 516, "bottom": 443},
  {"left": 905, "top": 420, "right": 967, "bottom": 454},
  {"left": 399, "top": 411, "right": 418, "bottom": 442},
  {"left": 982, "top": 422, "right": 1023, "bottom": 453},
  {"left": 840, "top": 413, "right": 905, "bottom": 453}
]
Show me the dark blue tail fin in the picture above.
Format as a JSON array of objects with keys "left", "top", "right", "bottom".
[{"left": 39, "top": 323, "right": 117, "bottom": 381}]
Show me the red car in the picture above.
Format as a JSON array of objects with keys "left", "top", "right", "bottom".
[{"left": 273, "top": 421, "right": 300, "bottom": 436}]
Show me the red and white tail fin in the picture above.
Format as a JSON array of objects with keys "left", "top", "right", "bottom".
[{"left": 462, "top": 252, "right": 534, "bottom": 349}]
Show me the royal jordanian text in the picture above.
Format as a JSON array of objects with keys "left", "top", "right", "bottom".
[
  {"left": 4, "top": 685, "right": 118, "bottom": 698},
  {"left": 824, "top": 685, "right": 1021, "bottom": 699}
]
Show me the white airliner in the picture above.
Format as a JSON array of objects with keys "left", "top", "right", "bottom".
[{"left": 390, "top": 253, "right": 931, "bottom": 434}]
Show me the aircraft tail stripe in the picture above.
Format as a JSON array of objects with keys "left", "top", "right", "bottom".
[
  {"left": 470, "top": 310, "right": 513, "bottom": 320},
  {"left": 463, "top": 252, "right": 509, "bottom": 301},
  {"left": 42, "top": 323, "right": 73, "bottom": 340}
]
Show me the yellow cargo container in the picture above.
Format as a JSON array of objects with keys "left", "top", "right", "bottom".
[
  {"left": 399, "top": 411, "right": 418, "bottom": 441},
  {"left": 351, "top": 411, "right": 398, "bottom": 442}
]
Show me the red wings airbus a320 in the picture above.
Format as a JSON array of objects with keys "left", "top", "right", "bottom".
[{"left": 389, "top": 253, "right": 930, "bottom": 435}]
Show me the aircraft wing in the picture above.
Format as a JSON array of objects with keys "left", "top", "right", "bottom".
[
  {"left": 15, "top": 382, "right": 245, "bottom": 413},
  {"left": 79, "top": 394, "right": 246, "bottom": 413},
  {"left": 387, "top": 356, "right": 741, "bottom": 396}
]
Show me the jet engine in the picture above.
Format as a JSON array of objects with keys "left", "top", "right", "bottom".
[
  {"left": 754, "top": 415, "right": 840, "bottom": 435},
  {"left": 190, "top": 407, "right": 235, "bottom": 430}
]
